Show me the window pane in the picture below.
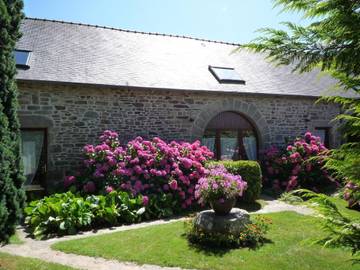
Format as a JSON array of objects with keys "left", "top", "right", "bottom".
[
  {"left": 14, "top": 50, "right": 31, "bottom": 66},
  {"left": 21, "top": 130, "right": 45, "bottom": 185},
  {"left": 220, "top": 130, "right": 239, "bottom": 160},
  {"left": 313, "top": 129, "right": 326, "bottom": 143},
  {"left": 209, "top": 66, "right": 245, "bottom": 84},
  {"left": 313, "top": 128, "right": 329, "bottom": 147},
  {"left": 202, "top": 130, "right": 216, "bottom": 154},
  {"left": 242, "top": 131, "right": 257, "bottom": 160}
]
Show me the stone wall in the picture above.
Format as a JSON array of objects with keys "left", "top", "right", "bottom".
[{"left": 17, "top": 81, "right": 341, "bottom": 187}]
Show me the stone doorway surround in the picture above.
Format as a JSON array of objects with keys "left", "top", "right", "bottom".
[{"left": 190, "top": 99, "right": 271, "bottom": 152}]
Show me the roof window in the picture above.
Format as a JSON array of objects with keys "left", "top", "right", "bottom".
[
  {"left": 14, "top": 50, "right": 31, "bottom": 68},
  {"left": 209, "top": 66, "right": 245, "bottom": 84}
]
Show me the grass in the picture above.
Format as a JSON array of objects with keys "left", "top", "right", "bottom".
[
  {"left": 52, "top": 211, "right": 360, "bottom": 270},
  {"left": 8, "top": 233, "right": 23, "bottom": 245},
  {"left": 280, "top": 191, "right": 360, "bottom": 219},
  {"left": 328, "top": 196, "right": 360, "bottom": 218},
  {"left": 0, "top": 252, "right": 77, "bottom": 270}
]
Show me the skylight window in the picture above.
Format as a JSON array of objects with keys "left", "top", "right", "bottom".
[
  {"left": 14, "top": 50, "right": 31, "bottom": 68},
  {"left": 209, "top": 66, "right": 245, "bottom": 84}
]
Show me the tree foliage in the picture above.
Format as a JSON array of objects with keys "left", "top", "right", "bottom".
[
  {"left": 241, "top": 0, "right": 360, "bottom": 260},
  {"left": 244, "top": 0, "right": 360, "bottom": 77},
  {"left": 290, "top": 189, "right": 360, "bottom": 263},
  {"left": 243, "top": 0, "right": 360, "bottom": 205},
  {"left": 0, "top": 0, "right": 25, "bottom": 243}
]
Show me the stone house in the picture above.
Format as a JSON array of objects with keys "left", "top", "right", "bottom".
[{"left": 15, "top": 18, "right": 343, "bottom": 190}]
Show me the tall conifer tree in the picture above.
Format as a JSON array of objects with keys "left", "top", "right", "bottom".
[{"left": 0, "top": 0, "right": 25, "bottom": 243}]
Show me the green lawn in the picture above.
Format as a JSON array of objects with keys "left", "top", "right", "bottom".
[
  {"left": 0, "top": 252, "right": 77, "bottom": 270},
  {"left": 52, "top": 211, "right": 360, "bottom": 270},
  {"left": 8, "top": 233, "right": 23, "bottom": 245},
  {"left": 281, "top": 192, "right": 360, "bottom": 218},
  {"left": 329, "top": 196, "right": 360, "bottom": 218}
]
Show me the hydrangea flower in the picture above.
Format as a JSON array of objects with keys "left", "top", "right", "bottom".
[
  {"left": 195, "top": 165, "right": 247, "bottom": 205},
  {"left": 262, "top": 132, "right": 334, "bottom": 192},
  {"left": 142, "top": 195, "right": 149, "bottom": 206},
  {"left": 64, "top": 176, "right": 76, "bottom": 187},
  {"left": 64, "top": 130, "right": 214, "bottom": 209}
]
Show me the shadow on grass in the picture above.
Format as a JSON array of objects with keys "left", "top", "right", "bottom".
[
  {"left": 235, "top": 201, "right": 263, "bottom": 212},
  {"left": 184, "top": 236, "right": 274, "bottom": 257}
]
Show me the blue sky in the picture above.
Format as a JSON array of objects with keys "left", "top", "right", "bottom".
[{"left": 24, "top": 0, "right": 309, "bottom": 44}]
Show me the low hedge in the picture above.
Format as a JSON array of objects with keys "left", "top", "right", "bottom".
[{"left": 207, "top": 160, "right": 262, "bottom": 202}]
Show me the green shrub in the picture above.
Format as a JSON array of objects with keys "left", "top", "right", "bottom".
[
  {"left": 24, "top": 191, "right": 146, "bottom": 239},
  {"left": 184, "top": 216, "right": 271, "bottom": 248},
  {"left": 207, "top": 160, "right": 262, "bottom": 202}
]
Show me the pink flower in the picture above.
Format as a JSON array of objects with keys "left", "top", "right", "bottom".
[
  {"left": 134, "top": 165, "right": 143, "bottom": 175},
  {"left": 65, "top": 130, "right": 216, "bottom": 205},
  {"left": 179, "top": 158, "right": 193, "bottom": 169},
  {"left": 84, "top": 145, "right": 95, "bottom": 154},
  {"left": 105, "top": 186, "right": 114, "bottom": 193},
  {"left": 305, "top": 132, "right": 312, "bottom": 140},
  {"left": 290, "top": 152, "right": 301, "bottom": 160},
  {"left": 142, "top": 195, "right": 149, "bottom": 206},
  {"left": 179, "top": 191, "right": 186, "bottom": 199},
  {"left": 134, "top": 180, "right": 143, "bottom": 192},
  {"left": 64, "top": 176, "right": 76, "bottom": 187},
  {"left": 169, "top": 180, "right": 178, "bottom": 190},
  {"left": 83, "top": 181, "right": 96, "bottom": 193},
  {"left": 286, "top": 176, "right": 298, "bottom": 191},
  {"left": 295, "top": 141, "right": 302, "bottom": 147},
  {"left": 345, "top": 182, "right": 357, "bottom": 190}
]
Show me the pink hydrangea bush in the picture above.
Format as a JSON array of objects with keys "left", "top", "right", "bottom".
[
  {"left": 65, "top": 130, "right": 214, "bottom": 212},
  {"left": 195, "top": 165, "right": 247, "bottom": 205},
  {"left": 262, "top": 132, "right": 335, "bottom": 192}
]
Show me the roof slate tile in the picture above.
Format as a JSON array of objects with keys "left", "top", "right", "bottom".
[{"left": 16, "top": 18, "right": 349, "bottom": 98}]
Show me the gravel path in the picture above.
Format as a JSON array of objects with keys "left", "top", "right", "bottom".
[
  {"left": 256, "top": 196, "right": 314, "bottom": 216},
  {"left": 0, "top": 198, "right": 313, "bottom": 270}
]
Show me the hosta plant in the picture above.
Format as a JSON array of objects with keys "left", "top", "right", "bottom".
[{"left": 24, "top": 191, "right": 146, "bottom": 239}]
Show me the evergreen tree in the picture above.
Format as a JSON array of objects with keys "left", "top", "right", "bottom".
[
  {"left": 243, "top": 0, "right": 360, "bottom": 203},
  {"left": 242, "top": 0, "right": 360, "bottom": 261},
  {"left": 0, "top": 0, "right": 25, "bottom": 243}
]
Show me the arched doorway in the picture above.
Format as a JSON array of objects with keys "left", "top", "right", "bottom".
[{"left": 202, "top": 111, "right": 258, "bottom": 160}]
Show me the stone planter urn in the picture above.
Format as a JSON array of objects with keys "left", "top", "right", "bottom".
[
  {"left": 194, "top": 208, "right": 251, "bottom": 235},
  {"left": 210, "top": 198, "right": 236, "bottom": 216}
]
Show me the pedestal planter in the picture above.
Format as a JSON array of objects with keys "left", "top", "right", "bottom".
[
  {"left": 210, "top": 198, "right": 236, "bottom": 215},
  {"left": 194, "top": 208, "right": 251, "bottom": 234}
]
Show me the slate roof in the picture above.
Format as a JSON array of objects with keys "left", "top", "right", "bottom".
[{"left": 16, "top": 18, "right": 344, "bottom": 97}]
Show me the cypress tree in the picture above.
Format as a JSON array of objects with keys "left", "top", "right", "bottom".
[{"left": 0, "top": 0, "right": 25, "bottom": 243}]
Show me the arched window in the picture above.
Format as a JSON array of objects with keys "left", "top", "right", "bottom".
[{"left": 202, "top": 111, "right": 258, "bottom": 160}]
